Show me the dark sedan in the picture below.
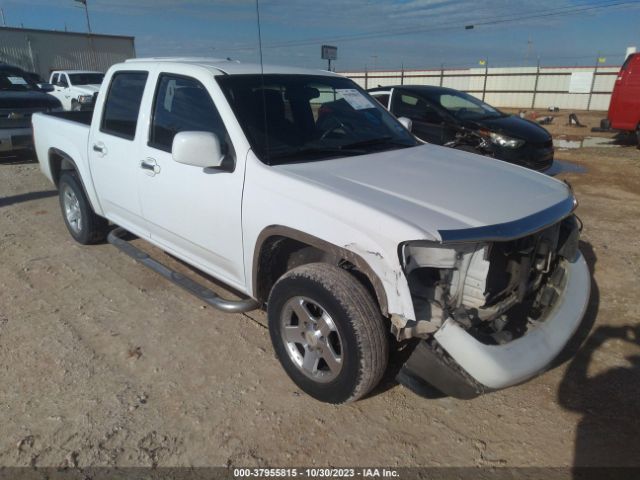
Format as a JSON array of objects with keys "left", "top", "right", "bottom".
[{"left": 368, "top": 85, "right": 554, "bottom": 171}]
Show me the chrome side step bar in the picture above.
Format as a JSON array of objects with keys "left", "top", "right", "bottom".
[{"left": 107, "top": 227, "right": 260, "bottom": 313}]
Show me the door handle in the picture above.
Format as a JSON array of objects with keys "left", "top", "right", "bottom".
[
  {"left": 140, "top": 158, "right": 161, "bottom": 175},
  {"left": 92, "top": 143, "right": 107, "bottom": 157}
]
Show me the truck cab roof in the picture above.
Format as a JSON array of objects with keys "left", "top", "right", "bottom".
[{"left": 123, "top": 57, "right": 339, "bottom": 77}]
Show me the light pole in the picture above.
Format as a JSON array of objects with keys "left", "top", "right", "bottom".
[
  {"left": 74, "top": 0, "right": 92, "bottom": 33},
  {"left": 74, "top": 0, "right": 97, "bottom": 70}
]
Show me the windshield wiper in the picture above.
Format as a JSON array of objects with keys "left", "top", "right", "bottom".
[{"left": 267, "top": 146, "right": 366, "bottom": 164}]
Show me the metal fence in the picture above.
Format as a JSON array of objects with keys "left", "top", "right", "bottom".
[{"left": 341, "top": 63, "right": 621, "bottom": 111}]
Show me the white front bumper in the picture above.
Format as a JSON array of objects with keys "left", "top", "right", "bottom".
[{"left": 434, "top": 252, "right": 591, "bottom": 390}]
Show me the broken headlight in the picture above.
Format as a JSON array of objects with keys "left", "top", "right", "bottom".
[
  {"left": 489, "top": 132, "right": 525, "bottom": 149},
  {"left": 400, "top": 241, "right": 490, "bottom": 326}
]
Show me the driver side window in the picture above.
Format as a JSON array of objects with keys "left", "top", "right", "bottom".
[
  {"left": 59, "top": 75, "right": 69, "bottom": 88},
  {"left": 149, "top": 73, "right": 230, "bottom": 154}
]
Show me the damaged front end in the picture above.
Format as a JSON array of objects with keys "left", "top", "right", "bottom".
[{"left": 396, "top": 214, "right": 589, "bottom": 398}]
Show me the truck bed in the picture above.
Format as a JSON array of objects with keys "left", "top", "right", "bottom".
[
  {"left": 44, "top": 110, "right": 94, "bottom": 126},
  {"left": 32, "top": 110, "right": 92, "bottom": 191}
]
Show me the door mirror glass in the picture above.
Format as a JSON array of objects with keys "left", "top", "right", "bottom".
[
  {"left": 397, "top": 116, "right": 412, "bottom": 131},
  {"left": 172, "top": 131, "right": 225, "bottom": 169}
]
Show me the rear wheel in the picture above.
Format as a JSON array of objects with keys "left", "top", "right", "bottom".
[
  {"left": 58, "top": 172, "right": 108, "bottom": 244},
  {"left": 268, "top": 263, "right": 388, "bottom": 404}
]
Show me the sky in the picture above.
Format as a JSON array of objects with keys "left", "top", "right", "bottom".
[{"left": 0, "top": 0, "right": 639, "bottom": 71}]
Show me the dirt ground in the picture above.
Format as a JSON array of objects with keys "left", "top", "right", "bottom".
[{"left": 0, "top": 118, "right": 639, "bottom": 471}]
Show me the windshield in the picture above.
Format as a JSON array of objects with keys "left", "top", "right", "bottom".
[
  {"left": 69, "top": 73, "right": 104, "bottom": 85},
  {"left": 216, "top": 74, "right": 418, "bottom": 164},
  {"left": 0, "top": 71, "right": 36, "bottom": 91},
  {"left": 425, "top": 89, "right": 503, "bottom": 121}
]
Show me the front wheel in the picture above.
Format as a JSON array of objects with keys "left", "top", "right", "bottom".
[
  {"left": 268, "top": 263, "right": 388, "bottom": 403},
  {"left": 58, "top": 172, "right": 108, "bottom": 244}
]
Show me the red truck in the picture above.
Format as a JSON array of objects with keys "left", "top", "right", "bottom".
[{"left": 607, "top": 52, "right": 640, "bottom": 144}]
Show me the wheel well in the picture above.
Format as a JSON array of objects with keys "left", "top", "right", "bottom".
[
  {"left": 49, "top": 149, "right": 78, "bottom": 187},
  {"left": 254, "top": 234, "right": 385, "bottom": 315}
]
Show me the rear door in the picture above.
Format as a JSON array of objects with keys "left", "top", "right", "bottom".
[
  {"left": 50, "top": 73, "right": 67, "bottom": 109},
  {"left": 136, "top": 71, "right": 246, "bottom": 287},
  {"left": 55, "top": 73, "right": 73, "bottom": 110},
  {"left": 88, "top": 69, "right": 150, "bottom": 236}
]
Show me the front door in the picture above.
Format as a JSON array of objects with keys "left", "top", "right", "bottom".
[
  {"left": 52, "top": 73, "right": 72, "bottom": 110},
  {"left": 137, "top": 72, "right": 246, "bottom": 287},
  {"left": 391, "top": 90, "right": 445, "bottom": 144},
  {"left": 88, "top": 70, "right": 150, "bottom": 236}
]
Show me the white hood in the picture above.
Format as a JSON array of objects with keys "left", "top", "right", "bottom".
[
  {"left": 73, "top": 85, "right": 101, "bottom": 94},
  {"left": 277, "top": 144, "right": 573, "bottom": 241}
]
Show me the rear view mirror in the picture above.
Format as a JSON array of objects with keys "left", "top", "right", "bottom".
[
  {"left": 37, "top": 83, "right": 54, "bottom": 92},
  {"left": 397, "top": 116, "right": 413, "bottom": 132},
  {"left": 172, "top": 131, "right": 225, "bottom": 169}
]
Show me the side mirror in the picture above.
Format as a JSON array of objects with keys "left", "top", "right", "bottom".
[
  {"left": 172, "top": 131, "right": 225, "bottom": 169},
  {"left": 397, "top": 116, "right": 413, "bottom": 132},
  {"left": 37, "top": 83, "right": 54, "bottom": 92}
]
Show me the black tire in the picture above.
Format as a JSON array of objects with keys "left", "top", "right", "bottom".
[
  {"left": 268, "top": 263, "right": 388, "bottom": 404},
  {"left": 636, "top": 125, "right": 640, "bottom": 149},
  {"left": 58, "top": 171, "right": 108, "bottom": 244}
]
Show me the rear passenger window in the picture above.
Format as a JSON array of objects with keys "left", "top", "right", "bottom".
[
  {"left": 101, "top": 71, "right": 148, "bottom": 140},
  {"left": 149, "top": 74, "right": 228, "bottom": 153}
]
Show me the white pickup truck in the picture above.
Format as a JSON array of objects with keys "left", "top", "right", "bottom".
[
  {"left": 32, "top": 58, "right": 590, "bottom": 403},
  {"left": 48, "top": 70, "right": 104, "bottom": 111}
]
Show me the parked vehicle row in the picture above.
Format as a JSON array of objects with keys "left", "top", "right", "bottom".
[
  {"left": 0, "top": 64, "right": 105, "bottom": 155},
  {"left": 33, "top": 57, "right": 589, "bottom": 404},
  {"left": 368, "top": 85, "right": 555, "bottom": 171}
]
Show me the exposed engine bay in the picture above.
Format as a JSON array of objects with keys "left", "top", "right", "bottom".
[{"left": 399, "top": 215, "right": 581, "bottom": 345}]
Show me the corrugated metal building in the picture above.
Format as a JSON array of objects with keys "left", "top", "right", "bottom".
[{"left": 0, "top": 26, "right": 135, "bottom": 80}]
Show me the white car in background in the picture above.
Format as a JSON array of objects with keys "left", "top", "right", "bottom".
[{"left": 48, "top": 70, "right": 104, "bottom": 111}]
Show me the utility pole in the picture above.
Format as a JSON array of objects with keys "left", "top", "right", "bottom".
[
  {"left": 74, "top": 0, "right": 92, "bottom": 33},
  {"left": 0, "top": 8, "right": 6, "bottom": 27},
  {"left": 74, "top": 0, "right": 97, "bottom": 70}
]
